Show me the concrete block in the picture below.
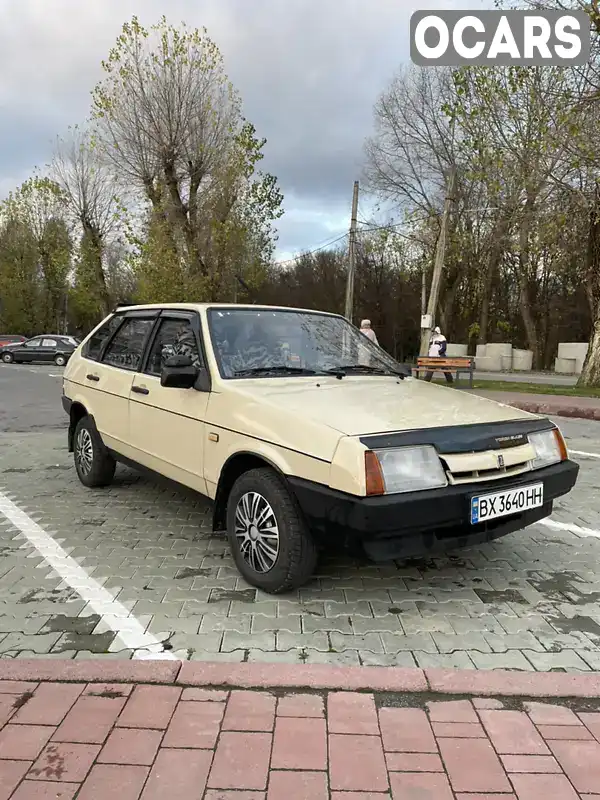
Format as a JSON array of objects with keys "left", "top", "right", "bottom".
[
  {"left": 554, "top": 357, "right": 578, "bottom": 374},
  {"left": 446, "top": 343, "right": 468, "bottom": 357},
  {"left": 558, "top": 342, "right": 589, "bottom": 361},
  {"left": 474, "top": 356, "right": 498, "bottom": 372},
  {"left": 512, "top": 349, "right": 533, "bottom": 371},
  {"left": 486, "top": 342, "right": 513, "bottom": 358}
]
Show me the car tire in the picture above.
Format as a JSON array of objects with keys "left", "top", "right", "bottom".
[
  {"left": 1, "top": 352, "right": 14, "bottom": 363},
  {"left": 73, "top": 416, "right": 116, "bottom": 488},
  {"left": 226, "top": 467, "right": 318, "bottom": 594},
  {"left": 54, "top": 354, "right": 66, "bottom": 366}
]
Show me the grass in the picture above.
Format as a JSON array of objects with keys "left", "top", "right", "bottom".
[{"left": 431, "top": 378, "right": 600, "bottom": 398}]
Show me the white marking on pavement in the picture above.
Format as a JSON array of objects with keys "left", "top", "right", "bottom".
[
  {"left": 570, "top": 449, "right": 600, "bottom": 460},
  {"left": 540, "top": 518, "right": 600, "bottom": 539},
  {"left": 0, "top": 490, "right": 177, "bottom": 660}
]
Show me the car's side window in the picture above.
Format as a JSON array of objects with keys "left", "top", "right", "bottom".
[
  {"left": 144, "top": 318, "right": 202, "bottom": 376},
  {"left": 25, "top": 339, "right": 41, "bottom": 348},
  {"left": 42, "top": 339, "right": 57, "bottom": 348},
  {"left": 83, "top": 315, "right": 124, "bottom": 362},
  {"left": 101, "top": 318, "right": 155, "bottom": 372}
]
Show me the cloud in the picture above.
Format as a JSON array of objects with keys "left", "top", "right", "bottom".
[{"left": 0, "top": 0, "right": 487, "bottom": 256}]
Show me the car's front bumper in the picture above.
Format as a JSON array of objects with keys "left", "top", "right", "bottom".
[{"left": 288, "top": 459, "right": 579, "bottom": 561}]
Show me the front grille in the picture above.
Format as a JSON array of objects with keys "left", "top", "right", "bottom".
[{"left": 442, "top": 442, "right": 536, "bottom": 485}]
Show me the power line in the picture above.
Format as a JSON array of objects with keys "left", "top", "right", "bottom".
[
  {"left": 272, "top": 232, "right": 349, "bottom": 267},
  {"left": 358, "top": 220, "right": 423, "bottom": 241}
]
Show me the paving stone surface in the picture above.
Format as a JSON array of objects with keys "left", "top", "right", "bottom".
[
  {"left": 0, "top": 680, "right": 598, "bottom": 797},
  {"left": 1, "top": 364, "right": 600, "bottom": 668}
]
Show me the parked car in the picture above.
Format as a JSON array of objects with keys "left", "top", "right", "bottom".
[
  {"left": 0, "top": 335, "right": 26, "bottom": 348},
  {"left": 61, "top": 303, "right": 579, "bottom": 593},
  {"left": 0, "top": 335, "right": 78, "bottom": 366}
]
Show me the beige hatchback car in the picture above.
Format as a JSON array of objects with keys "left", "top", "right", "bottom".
[{"left": 62, "top": 303, "right": 579, "bottom": 594}]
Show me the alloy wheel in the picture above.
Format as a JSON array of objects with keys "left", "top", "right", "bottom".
[
  {"left": 75, "top": 428, "right": 94, "bottom": 476},
  {"left": 234, "top": 491, "right": 280, "bottom": 573}
]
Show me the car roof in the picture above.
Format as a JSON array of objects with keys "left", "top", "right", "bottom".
[{"left": 113, "top": 303, "right": 342, "bottom": 318}]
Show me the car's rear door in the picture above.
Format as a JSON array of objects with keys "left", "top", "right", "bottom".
[
  {"left": 128, "top": 310, "right": 210, "bottom": 494},
  {"left": 87, "top": 310, "right": 159, "bottom": 454},
  {"left": 40, "top": 338, "right": 58, "bottom": 362}
]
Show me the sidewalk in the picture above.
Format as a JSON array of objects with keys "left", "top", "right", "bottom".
[
  {"left": 470, "top": 389, "right": 600, "bottom": 421},
  {"left": 0, "top": 662, "right": 600, "bottom": 798}
]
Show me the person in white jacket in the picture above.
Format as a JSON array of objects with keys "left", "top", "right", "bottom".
[
  {"left": 425, "top": 326, "right": 453, "bottom": 383},
  {"left": 360, "top": 319, "right": 378, "bottom": 345}
]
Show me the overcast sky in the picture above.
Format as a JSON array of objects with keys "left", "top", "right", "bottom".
[{"left": 0, "top": 0, "right": 485, "bottom": 261}]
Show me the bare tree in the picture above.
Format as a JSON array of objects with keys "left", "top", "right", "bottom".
[
  {"left": 52, "top": 126, "right": 123, "bottom": 315},
  {"left": 364, "top": 66, "right": 460, "bottom": 219},
  {"left": 91, "top": 17, "right": 242, "bottom": 277}
]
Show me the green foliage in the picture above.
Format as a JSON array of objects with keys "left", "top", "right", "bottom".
[
  {"left": 90, "top": 15, "right": 283, "bottom": 304},
  {"left": 0, "top": 177, "right": 72, "bottom": 334},
  {"left": 468, "top": 322, "right": 480, "bottom": 341}
]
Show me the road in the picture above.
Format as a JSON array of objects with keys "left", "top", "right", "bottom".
[{"left": 1, "top": 361, "right": 600, "bottom": 670}]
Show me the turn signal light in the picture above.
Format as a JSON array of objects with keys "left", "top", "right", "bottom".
[
  {"left": 365, "top": 451, "right": 385, "bottom": 496},
  {"left": 553, "top": 428, "right": 568, "bottom": 461}
]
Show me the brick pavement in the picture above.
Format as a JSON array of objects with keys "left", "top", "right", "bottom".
[
  {"left": 0, "top": 422, "right": 600, "bottom": 668},
  {"left": 1, "top": 665, "right": 600, "bottom": 798}
]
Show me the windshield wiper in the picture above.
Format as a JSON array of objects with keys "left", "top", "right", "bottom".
[
  {"left": 327, "top": 365, "right": 407, "bottom": 379},
  {"left": 234, "top": 365, "right": 319, "bottom": 376}
]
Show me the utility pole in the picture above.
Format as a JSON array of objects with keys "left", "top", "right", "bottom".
[
  {"left": 344, "top": 181, "right": 360, "bottom": 322},
  {"left": 419, "top": 167, "right": 456, "bottom": 356}
]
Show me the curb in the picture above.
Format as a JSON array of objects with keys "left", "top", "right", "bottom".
[
  {"left": 506, "top": 399, "right": 600, "bottom": 422},
  {"left": 469, "top": 390, "right": 600, "bottom": 421},
  {"left": 2, "top": 661, "right": 600, "bottom": 699}
]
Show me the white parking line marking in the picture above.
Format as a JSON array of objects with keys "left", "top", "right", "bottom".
[
  {"left": 0, "top": 491, "right": 177, "bottom": 660},
  {"left": 540, "top": 518, "right": 600, "bottom": 539},
  {"left": 570, "top": 449, "right": 600, "bottom": 460}
]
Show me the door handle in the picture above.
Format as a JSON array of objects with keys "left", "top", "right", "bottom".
[
  {"left": 131, "top": 386, "right": 149, "bottom": 395},
  {"left": 86, "top": 374, "right": 100, "bottom": 382}
]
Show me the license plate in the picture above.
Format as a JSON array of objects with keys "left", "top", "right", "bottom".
[{"left": 470, "top": 483, "right": 543, "bottom": 524}]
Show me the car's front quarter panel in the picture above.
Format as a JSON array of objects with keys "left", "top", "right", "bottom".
[
  {"left": 203, "top": 387, "right": 339, "bottom": 497},
  {"left": 330, "top": 436, "right": 367, "bottom": 495}
]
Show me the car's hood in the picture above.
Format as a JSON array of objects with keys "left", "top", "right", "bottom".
[{"left": 231, "top": 375, "right": 536, "bottom": 437}]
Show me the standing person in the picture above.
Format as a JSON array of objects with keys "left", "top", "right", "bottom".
[
  {"left": 360, "top": 319, "right": 379, "bottom": 345},
  {"left": 424, "top": 326, "right": 453, "bottom": 384}
]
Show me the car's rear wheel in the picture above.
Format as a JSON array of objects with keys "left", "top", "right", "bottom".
[
  {"left": 226, "top": 467, "right": 318, "bottom": 594},
  {"left": 54, "top": 354, "right": 66, "bottom": 366},
  {"left": 2, "top": 352, "right": 14, "bottom": 364},
  {"left": 73, "top": 416, "right": 116, "bottom": 488}
]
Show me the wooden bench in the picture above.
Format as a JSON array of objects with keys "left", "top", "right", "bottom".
[{"left": 415, "top": 356, "right": 475, "bottom": 388}]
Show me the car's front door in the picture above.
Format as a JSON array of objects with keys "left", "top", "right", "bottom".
[
  {"left": 18, "top": 337, "right": 43, "bottom": 362},
  {"left": 128, "top": 311, "right": 210, "bottom": 494}
]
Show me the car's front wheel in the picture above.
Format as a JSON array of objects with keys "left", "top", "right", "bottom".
[
  {"left": 1, "top": 352, "right": 14, "bottom": 363},
  {"left": 54, "top": 354, "right": 67, "bottom": 366},
  {"left": 226, "top": 467, "right": 318, "bottom": 594},
  {"left": 73, "top": 416, "right": 116, "bottom": 488}
]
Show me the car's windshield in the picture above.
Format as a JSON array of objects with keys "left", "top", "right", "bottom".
[{"left": 207, "top": 307, "right": 404, "bottom": 379}]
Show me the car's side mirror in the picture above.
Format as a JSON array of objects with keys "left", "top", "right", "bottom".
[{"left": 161, "top": 354, "right": 198, "bottom": 389}]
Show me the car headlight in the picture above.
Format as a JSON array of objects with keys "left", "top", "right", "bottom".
[
  {"left": 365, "top": 445, "right": 447, "bottom": 495},
  {"left": 529, "top": 428, "right": 568, "bottom": 469}
]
